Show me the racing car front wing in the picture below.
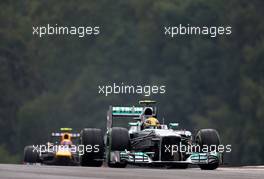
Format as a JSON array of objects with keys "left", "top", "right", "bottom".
[{"left": 116, "top": 151, "right": 222, "bottom": 165}]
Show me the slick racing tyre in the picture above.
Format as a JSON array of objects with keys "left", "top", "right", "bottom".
[
  {"left": 195, "top": 129, "right": 221, "bottom": 170},
  {"left": 108, "top": 127, "right": 130, "bottom": 168},
  {"left": 80, "top": 128, "right": 104, "bottom": 167},
  {"left": 24, "top": 146, "right": 39, "bottom": 164},
  {"left": 196, "top": 129, "right": 220, "bottom": 148},
  {"left": 110, "top": 127, "right": 130, "bottom": 151}
]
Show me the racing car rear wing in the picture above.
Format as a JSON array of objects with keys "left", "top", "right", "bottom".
[
  {"left": 107, "top": 106, "right": 143, "bottom": 129},
  {"left": 107, "top": 106, "right": 156, "bottom": 129},
  {"left": 51, "top": 132, "right": 80, "bottom": 137},
  {"left": 51, "top": 128, "right": 80, "bottom": 138},
  {"left": 112, "top": 106, "right": 144, "bottom": 117}
]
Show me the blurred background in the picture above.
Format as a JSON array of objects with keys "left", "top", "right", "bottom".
[{"left": 0, "top": 0, "right": 263, "bottom": 165}]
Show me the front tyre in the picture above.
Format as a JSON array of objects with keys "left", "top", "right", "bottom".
[
  {"left": 195, "top": 129, "right": 221, "bottom": 170},
  {"left": 107, "top": 127, "right": 130, "bottom": 168},
  {"left": 110, "top": 127, "right": 130, "bottom": 151}
]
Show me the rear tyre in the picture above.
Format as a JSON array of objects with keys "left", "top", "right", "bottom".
[
  {"left": 24, "top": 146, "right": 39, "bottom": 164},
  {"left": 80, "top": 128, "right": 104, "bottom": 167},
  {"left": 108, "top": 127, "right": 130, "bottom": 168},
  {"left": 195, "top": 129, "right": 220, "bottom": 170}
]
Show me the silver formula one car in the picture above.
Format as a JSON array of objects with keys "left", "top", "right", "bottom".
[{"left": 105, "top": 100, "right": 223, "bottom": 170}]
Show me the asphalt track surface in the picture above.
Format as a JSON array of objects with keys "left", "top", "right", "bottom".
[{"left": 0, "top": 164, "right": 264, "bottom": 179}]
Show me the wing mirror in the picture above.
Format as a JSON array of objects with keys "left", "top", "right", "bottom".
[{"left": 169, "top": 123, "right": 179, "bottom": 129}]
